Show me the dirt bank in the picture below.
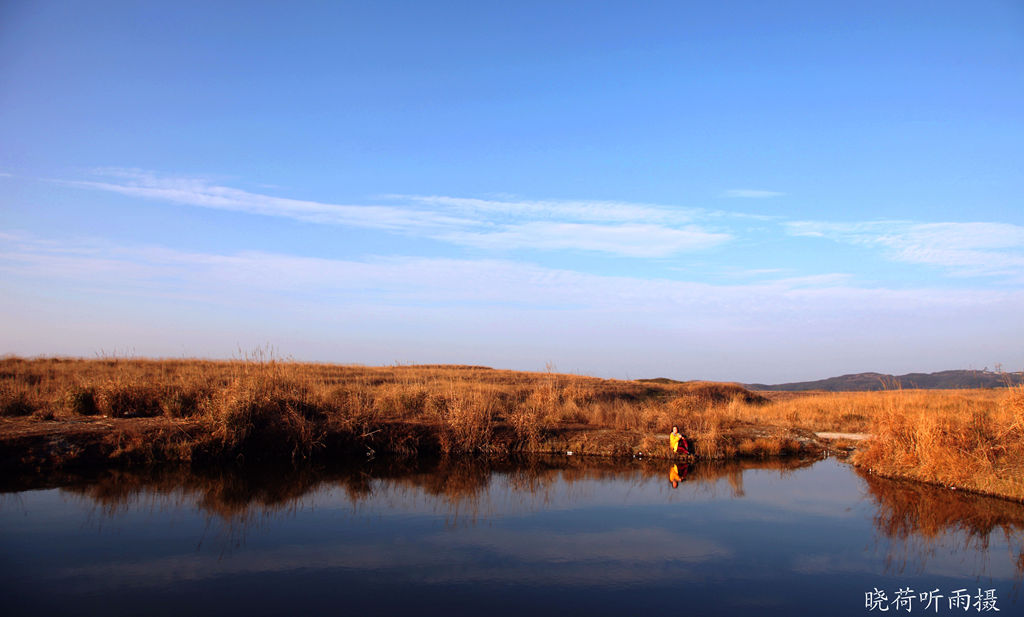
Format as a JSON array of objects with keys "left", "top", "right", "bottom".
[{"left": 0, "top": 414, "right": 828, "bottom": 471}]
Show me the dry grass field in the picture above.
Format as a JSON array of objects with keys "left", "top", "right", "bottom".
[
  {"left": 1, "top": 356, "right": 1021, "bottom": 500},
  {"left": 852, "top": 384, "right": 1024, "bottom": 500},
  {"left": 716, "top": 385, "right": 1023, "bottom": 500},
  {"left": 0, "top": 355, "right": 782, "bottom": 463}
]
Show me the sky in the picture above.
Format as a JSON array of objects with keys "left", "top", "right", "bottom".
[{"left": 1, "top": 1, "right": 1022, "bottom": 383}]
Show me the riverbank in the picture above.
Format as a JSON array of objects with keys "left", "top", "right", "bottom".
[
  {"left": 852, "top": 383, "right": 1024, "bottom": 502},
  {"left": 0, "top": 356, "right": 820, "bottom": 469},
  {"left": 2, "top": 357, "right": 1021, "bottom": 501},
  {"left": 0, "top": 413, "right": 822, "bottom": 470}
]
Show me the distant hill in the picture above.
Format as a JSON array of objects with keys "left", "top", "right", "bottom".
[{"left": 745, "top": 370, "right": 1024, "bottom": 392}]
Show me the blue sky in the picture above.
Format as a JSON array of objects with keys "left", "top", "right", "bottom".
[{"left": 1, "top": 1, "right": 1022, "bottom": 382}]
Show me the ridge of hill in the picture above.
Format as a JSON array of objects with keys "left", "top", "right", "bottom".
[{"left": 744, "top": 369, "right": 1024, "bottom": 392}]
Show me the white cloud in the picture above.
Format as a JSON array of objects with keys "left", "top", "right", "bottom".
[
  {"left": 64, "top": 172, "right": 468, "bottom": 231},
  {"left": 786, "top": 220, "right": 1024, "bottom": 277},
  {"left": 722, "top": 189, "right": 785, "bottom": 198},
  {"left": 50, "top": 518, "right": 728, "bottom": 590},
  {"left": 60, "top": 170, "right": 735, "bottom": 258},
  {"left": 441, "top": 222, "right": 730, "bottom": 257},
  {"left": 393, "top": 194, "right": 701, "bottom": 225},
  {"left": 1, "top": 231, "right": 1011, "bottom": 315},
  {"left": 4, "top": 231, "right": 1022, "bottom": 380}
]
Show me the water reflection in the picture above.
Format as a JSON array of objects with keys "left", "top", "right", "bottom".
[
  {"left": 10, "top": 457, "right": 1022, "bottom": 572},
  {"left": 669, "top": 463, "right": 687, "bottom": 488},
  {"left": 1, "top": 457, "right": 1022, "bottom": 616},
  {"left": 9, "top": 457, "right": 1022, "bottom": 548},
  {"left": 858, "top": 470, "right": 1024, "bottom": 580},
  {"left": 8, "top": 456, "right": 813, "bottom": 527}
]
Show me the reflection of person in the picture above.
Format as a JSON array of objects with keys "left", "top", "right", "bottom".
[
  {"left": 669, "top": 464, "right": 689, "bottom": 488},
  {"left": 669, "top": 464, "right": 682, "bottom": 488},
  {"left": 669, "top": 427, "right": 689, "bottom": 455}
]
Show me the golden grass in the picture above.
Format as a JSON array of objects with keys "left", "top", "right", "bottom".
[
  {"left": 719, "top": 386, "right": 1022, "bottom": 500},
  {"left": 730, "top": 388, "right": 1006, "bottom": 433},
  {"left": 1, "top": 356, "right": 1022, "bottom": 500},
  {"left": 853, "top": 383, "right": 1024, "bottom": 500},
  {"left": 0, "top": 356, "right": 761, "bottom": 463}
]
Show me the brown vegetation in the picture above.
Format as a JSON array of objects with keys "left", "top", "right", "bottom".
[
  {"left": 2, "top": 357, "right": 1022, "bottom": 501},
  {"left": 734, "top": 388, "right": 1006, "bottom": 434},
  {"left": 853, "top": 383, "right": 1024, "bottom": 501},
  {"left": 723, "top": 386, "right": 1022, "bottom": 500},
  {"left": 0, "top": 356, "right": 792, "bottom": 468}
]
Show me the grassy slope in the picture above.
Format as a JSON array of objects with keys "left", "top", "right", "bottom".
[
  {"left": 1, "top": 357, "right": 1022, "bottom": 500},
  {"left": 0, "top": 357, "right": 799, "bottom": 465}
]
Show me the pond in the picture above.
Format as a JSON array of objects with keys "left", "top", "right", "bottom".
[{"left": 1, "top": 456, "right": 1021, "bottom": 616}]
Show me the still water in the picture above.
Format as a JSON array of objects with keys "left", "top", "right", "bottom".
[{"left": 1, "top": 457, "right": 1021, "bottom": 616}]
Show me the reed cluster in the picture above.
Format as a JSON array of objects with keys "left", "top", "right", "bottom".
[{"left": 853, "top": 383, "right": 1024, "bottom": 500}]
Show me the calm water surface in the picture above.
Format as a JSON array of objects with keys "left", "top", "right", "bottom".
[{"left": 1, "top": 457, "right": 1021, "bottom": 616}]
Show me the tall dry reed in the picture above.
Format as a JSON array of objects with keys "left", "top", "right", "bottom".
[{"left": 853, "top": 384, "right": 1024, "bottom": 500}]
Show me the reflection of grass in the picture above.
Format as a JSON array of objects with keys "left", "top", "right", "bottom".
[
  {"left": 41, "top": 456, "right": 818, "bottom": 529},
  {"left": 860, "top": 469, "right": 1024, "bottom": 578},
  {"left": 44, "top": 454, "right": 1019, "bottom": 577}
]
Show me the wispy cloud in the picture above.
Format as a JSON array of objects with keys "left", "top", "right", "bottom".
[
  {"left": 440, "top": 222, "right": 730, "bottom": 258},
  {"left": 48, "top": 169, "right": 1024, "bottom": 279},
  {"left": 5, "top": 231, "right": 1022, "bottom": 379},
  {"left": 786, "top": 220, "right": 1024, "bottom": 278},
  {"left": 52, "top": 523, "right": 729, "bottom": 590},
  {"left": 721, "top": 189, "right": 785, "bottom": 199},
  {"left": 63, "top": 169, "right": 469, "bottom": 231},
  {"left": 393, "top": 194, "right": 702, "bottom": 225},
  {"left": 59, "top": 169, "right": 734, "bottom": 258},
  {"left": 1, "top": 231, "right": 1009, "bottom": 315}
]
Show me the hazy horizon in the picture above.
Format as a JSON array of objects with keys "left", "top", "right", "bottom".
[
  {"left": 2, "top": 350, "right": 1022, "bottom": 386},
  {"left": 2, "top": 2, "right": 1022, "bottom": 383}
]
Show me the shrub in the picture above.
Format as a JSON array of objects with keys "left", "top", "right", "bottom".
[
  {"left": 65, "top": 385, "right": 99, "bottom": 416},
  {"left": 208, "top": 377, "right": 327, "bottom": 462},
  {"left": 99, "top": 382, "right": 163, "bottom": 418},
  {"left": 161, "top": 386, "right": 210, "bottom": 418},
  {"left": 1, "top": 391, "right": 35, "bottom": 417}
]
